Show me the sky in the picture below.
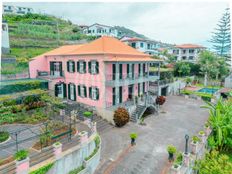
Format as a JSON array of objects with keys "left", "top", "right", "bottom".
[{"left": 4, "top": 2, "right": 230, "bottom": 48}]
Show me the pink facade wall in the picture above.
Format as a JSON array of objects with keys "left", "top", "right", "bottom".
[
  {"left": 29, "top": 53, "right": 153, "bottom": 108},
  {"left": 29, "top": 55, "right": 48, "bottom": 78}
]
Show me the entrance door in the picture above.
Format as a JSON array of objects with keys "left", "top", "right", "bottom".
[
  {"left": 128, "top": 85, "right": 133, "bottom": 100},
  {"left": 70, "top": 84, "right": 75, "bottom": 100},
  {"left": 57, "top": 84, "right": 63, "bottom": 98},
  {"left": 161, "top": 86, "right": 168, "bottom": 96},
  {"left": 112, "top": 87, "right": 116, "bottom": 105}
]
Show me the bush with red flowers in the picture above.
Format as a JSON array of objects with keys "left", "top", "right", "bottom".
[{"left": 156, "top": 96, "right": 166, "bottom": 105}]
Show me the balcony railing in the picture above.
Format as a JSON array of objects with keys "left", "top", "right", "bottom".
[{"left": 37, "top": 71, "right": 65, "bottom": 78}]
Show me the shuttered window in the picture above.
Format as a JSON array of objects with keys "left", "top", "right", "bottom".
[
  {"left": 77, "top": 61, "right": 86, "bottom": 73},
  {"left": 78, "top": 85, "right": 87, "bottom": 98},
  {"left": 67, "top": 61, "right": 75, "bottom": 73},
  {"left": 89, "top": 87, "right": 99, "bottom": 100},
  {"left": 88, "top": 61, "right": 99, "bottom": 74}
]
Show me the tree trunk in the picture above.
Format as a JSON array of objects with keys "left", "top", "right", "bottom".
[{"left": 204, "top": 72, "right": 208, "bottom": 87}]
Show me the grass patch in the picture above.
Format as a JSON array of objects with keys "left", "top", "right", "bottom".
[
  {"left": 85, "top": 135, "right": 100, "bottom": 161},
  {"left": 1, "top": 62, "right": 28, "bottom": 75}
]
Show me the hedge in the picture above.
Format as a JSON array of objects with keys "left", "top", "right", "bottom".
[{"left": 0, "top": 80, "right": 48, "bottom": 95}]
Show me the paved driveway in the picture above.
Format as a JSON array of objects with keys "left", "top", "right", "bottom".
[{"left": 95, "top": 96, "right": 209, "bottom": 174}]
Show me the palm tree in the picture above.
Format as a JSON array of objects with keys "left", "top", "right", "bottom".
[{"left": 198, "top": 51, "right": 218, "bottom": 86}]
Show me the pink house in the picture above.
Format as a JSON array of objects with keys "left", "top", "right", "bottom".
[{"left": 29, "top": 36, "right": 160, "bottom": 123}]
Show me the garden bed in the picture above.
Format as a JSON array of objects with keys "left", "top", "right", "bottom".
[
  {"left": 0, "top": 156, "right": 14, "bottom": 166},
  {"left": 0, "top": 131, "right": 10, "bottom": 143},
  {"left": 32, "top": 126, "right": 76, "bottom": 150},
  {"left": 0, "top": 91, "right": 64, "bottom": 125}
]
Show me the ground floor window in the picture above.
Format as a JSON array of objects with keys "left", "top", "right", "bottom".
[
  {"left": 78, "top": 85, "right": 87, "bottom": 98},
  {"left": 89, "top": 87, "right": 99, "bottom": 100}
]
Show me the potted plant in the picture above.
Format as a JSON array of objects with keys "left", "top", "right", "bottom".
[
  {"left": 198, "top": 130, "right": 205, "bottom": 143},
  {"left": 171, "top": 163, "right": 181, "bottom": 174},
  {"left": 167, "top": 145, "right": 177, "bottom": 162},
  {"left": 191, "top": 136, "right": 200, "bottom": 154},
  {"left": 130, "top": 133, "right": 138, "bottom": 146},
  {"left": 204, "top": 122, "right": 211, "bottom": 136}
]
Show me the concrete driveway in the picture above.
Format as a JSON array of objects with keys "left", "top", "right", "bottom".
[{"left": 95, "top": 96, "right": 209, "bottom": 174}]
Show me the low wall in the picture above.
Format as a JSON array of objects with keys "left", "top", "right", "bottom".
[
  {"left": 96, "top": 107, "right": 115, "bottom": 125},
  {"left": 29, "top": 132, "right": 101, "bottom": 174}
]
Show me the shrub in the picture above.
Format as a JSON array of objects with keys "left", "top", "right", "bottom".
[
  {"left": 174, "top": 151, "right": 183, "bottom": 165},
  {"left": 194, "top": 150, "right": 232, "bottom": 174},
  {"left": 201, "top": 96, "right": 211, "bottom": 102},
  {"left": 192, "top": 136, "right": 200, "bottom": 144},
  {"left": 156, "top": 96, "right": 166, "bottom": 105},
  {"left": 14, "top": 150, "right": 28, "bottom": 161},
  {"left": 113, "top": 107, "right": 129, "bottom": 127},
  {"left": 167, "top": 145, "right": 177, "bottom": 154},
  {"left": 83, "top": 111, "right": 92, "bottom": 118},
  {"left": 94, "top": 135, "right": 100, "bottom": 147},
  {"left": 0, "top": 131, "right": 10, "bottom": 143}
]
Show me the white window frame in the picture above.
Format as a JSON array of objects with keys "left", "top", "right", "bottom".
[
  {"left": 69, "top": 61, "right": 74, "bottom": 73},
  {"left": 92, "top": 88, "right": 97, "bottom": 100},
  {"left": 80, "top": 86, "right": 85, "bottom": 97},
  {"left": 70, "top": 84, "right": 74, "bottom": 100},
  {"left": 79, "top": 62, "right": 84, "bottom": 73},
  {"left": 91, "top": 61, "right": 97, "bottom": 74}
]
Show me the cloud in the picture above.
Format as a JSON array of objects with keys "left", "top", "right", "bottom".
[{"left": 3, "top": 2, "right": 229, "bottom": 47}]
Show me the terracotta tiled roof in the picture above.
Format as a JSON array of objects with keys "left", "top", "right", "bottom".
[
  {"left": 45, "top": 44, "right": 84, "bottom": 56},
  {"left": 175, "top": 44, "right": 205, "bottom": 49},
  {"left": 122, "top": 37, "right": 144, "bottom": 42},
  {"left": 45, "top": 36, "right": 149, "bottom": 56}
]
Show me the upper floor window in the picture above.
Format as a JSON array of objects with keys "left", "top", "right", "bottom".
[
  {"left": 182, "top": 50, "right": 186, "bottom": 54},
  {"left": 189, "top": 49, "right": 194, "bottom": 53},
  {"left": 88, "top": 61, "right": 99, "bottom": 74},
  {"left": 182, "top": 56, "right": 187, "bottom": 60},
  {"left": 140, "top": 42, "right": 144, "bottom": 48},
  {"left": 89, "top": 87, "right": 99, "bottom": 100},
  {"left": 189, "top": 56, "right": 194, "bottom": 60},
  {"left": 77, "top": 61, "right": 86, "bottom": 73},
  {"left": 67, "top": 61, "right": 75, "bottom": 73}
]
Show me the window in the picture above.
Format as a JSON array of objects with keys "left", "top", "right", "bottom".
[
  {"left": 140, "top": 42, "right": 144, "bottom": 48},
  {"left": 182, "top": 50, "right": 186, "bottom": 54},
  {"left": 88, "top": 30, "right": 91, "bottom": 33},
  {"left": 89, "top": 87, "right": 99, "bottom": 100},
  {"left": 131, "top": 43, "right": 136, "bottom": 48},
  {"left": 78, "top": 85, "right": 87, "bottom": 98},
  {"left": 67, "top": 61, "right": 75, "bottom": 73},
  {"left": 189, "top": 49, "right": 194, "bottom": 53},
  {"left": 182, "top": 56, "right": 187, "bottom": 60},
  {"left": 189, "top": 56, "right": 194, "bottom": 60},
  {"left": 77, "top": 61, "right": 86, "bottom": 73},
  {"left": 88, "top": 61, "right": 99, "bottom": 74},
  {"left": 147, "top": 44, "right": 151, "bottom": 49}
]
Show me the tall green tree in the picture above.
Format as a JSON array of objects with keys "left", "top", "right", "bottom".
[
  {"left": 210, "top": 8, "right": 231, "bottom": 57},
  {"left": 198, "top": 51, "right": 218, "bottom": 86}
]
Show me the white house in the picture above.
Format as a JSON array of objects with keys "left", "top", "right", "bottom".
[
  {"left": 169, "top": 44, "right": 205, "bottom": 62},
  {"left": 1, "top": 22, "right": 10, "bottom": 54},
  {"left": 3, "top": 5, "right": 34, "bottom": 15},
  {"left": 82, "top": 23, "right": 118, "bottom": 37},
  {"left": 121, "top": 37, "right": 160, "bottom": 55}
]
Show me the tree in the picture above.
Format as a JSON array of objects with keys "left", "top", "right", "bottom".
[
  {"left": 198, "top": 51, "right": 218, "bottom": 86},
  {"left": 159, "top": 49, "right": 176, "bottom": 63},
  {"left": 113, "top": 107, "right": 130, "bottom": 127},
  {"left": 210, "top": 8, "right": 231, "bottom": 57},
  {"left": 178, "top": 62, "right": 190, "bottom": 76}
]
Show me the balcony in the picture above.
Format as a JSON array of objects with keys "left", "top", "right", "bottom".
[
  {"left": 37, "top": 71, "right": 65, "bottom": 79},
  {"left": 105, "top": 73, "right": 159, "bottom": 87}
]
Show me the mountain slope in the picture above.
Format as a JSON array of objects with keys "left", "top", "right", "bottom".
[{"left": 114, "top": 26, "right": 148, "bottom": 39}]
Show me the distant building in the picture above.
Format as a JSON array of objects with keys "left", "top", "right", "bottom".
[
  {"left": 82, "top": 23, "right": 118, "bottom": 38},
  {"left": 121, "top": 37, "right": 160, "bottom": 55},
  {"left": 3, "top": 5, "right": 34, "bottom": 15},
  {"left": 1, "top": 22, "right": 10, "bottom": 54},
  {"left": 169, "top": 44, "right": 205, "bottom": 62}
]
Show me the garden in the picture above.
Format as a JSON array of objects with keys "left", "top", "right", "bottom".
[{"left": 0, "top": 89, "right": 65, "bottom": 125}]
